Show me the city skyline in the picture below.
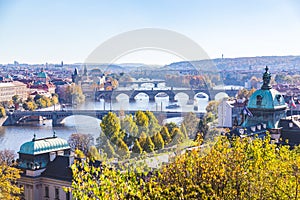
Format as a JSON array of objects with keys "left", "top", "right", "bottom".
[{"left": 0, "top": 0, "right": 300, "bottom": 65}]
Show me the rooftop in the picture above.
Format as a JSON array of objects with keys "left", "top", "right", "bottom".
[{"left": 18, "top": 135, "right": 70, "bottom": 155}]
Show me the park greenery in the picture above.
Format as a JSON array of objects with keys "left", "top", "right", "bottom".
[
  {"left": 64, "top": 83, "right": 85, "bottom": 104},
  {"left": 68, "top": 134, "right": 300, "bottom": 199},
  {"left": 98, "top": 111, "right": 200, "bottom": 160},
  {"left": 22, "top": 94, "right": 59, "bottom": 111}
]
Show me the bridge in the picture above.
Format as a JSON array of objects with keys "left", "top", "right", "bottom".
[
  {"left": 118, "top": 79, "right": 165, "bottom": 88},
  {"left": 95, "top": 88, "right": 240, "bottom": 102},
  {"left": 3, "top": 110, "right": 205, "bottom": 127}
]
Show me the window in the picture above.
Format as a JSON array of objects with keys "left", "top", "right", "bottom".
[
  {"left": 55, "top": 188, "right": 59, "bottom": 200},
  {"left": 256, "top": 95, "right": 262, "bottom": 106},
  {"left": 45, "top": 186, "right": 49, "bottom": 198}
]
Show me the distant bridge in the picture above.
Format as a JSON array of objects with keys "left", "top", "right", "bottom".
[
  {"left": 3, "top": 110, "right": 204, "bottom": 127},
  {"left": 118, "top": 79, "right": 165, "bottom": 87},
  {"left": 95, "top": 88, "right": 239, "bottom": 102}
]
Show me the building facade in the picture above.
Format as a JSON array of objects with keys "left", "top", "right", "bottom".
[
  {"left": 17, "top": 135, "right": 73, "bottom": 200},
  {"left": 0, "top": 81, "right": 29, "bottom": 102}
]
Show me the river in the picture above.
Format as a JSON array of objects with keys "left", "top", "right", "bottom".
[{"left": 0, "top": 94, "right": 208, "bottom": 153}]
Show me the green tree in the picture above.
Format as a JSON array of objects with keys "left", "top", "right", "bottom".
[
  {"left": 132, "top": 139, "right": 143, "bottom": 155},
  {"left": 101, "top": 112, "right": 121, "bottom": 139},
  {"left": 152, "top": 132, "right": 164, "bottom": 150}
]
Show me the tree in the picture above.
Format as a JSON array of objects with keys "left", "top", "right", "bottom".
[
  {"left": 132, "top": 139, "right": 143, "bottom": 155},
  {"left": 179, "top": 123, "right": 188, "bottom": 139},
  {"left": 102, "top": 139, "right": 115, "bottom": 159},
  {"left": 152, "top": 132, "right": 164, "bottom": 150},
  {"left": 121, "top": 115, "right": 138, "bottom": 138},
  {"left": 87, "top": 146, "right": 101, "bottom": 161},
  {"left": 135, "top": 111, "right": 149, "bottom": 133},
  {"left": 143, "top": 136, "right": 155, "bottom": 153},
  {"left": 181, "top": 112, "right": 199, "bottom": 138},
  {"left": 0, "top": 107, "right": 6, "bottom": 118},
  {"left": 68, "top": 133, "right": 94, "bottom": 155},
  {"left": 145, "top": 111, "right": 160, "bottom": 135},
  {"left": 100, "top": 112, "right": 121, "bottom": 139},
  {"left": 65, "top": 83, "right": 85, "bottom": 104},
  {"left": 160, "top": 126, "right": 171, "bottom": 144},
  {"left": 115, "top": 138, "right": 130, "bottom": 159},
  {"left": 164, "top": 122, "right": 178, "bottom": 138},
  {"left": 23, "top": 101, "right": 37, "bottom": 111},
  {"left": 197, "top": 118, "right": 209, "bottom": 139},
  {"left": 205, "top": 100, "right": 219, "bottom": 115},
  {"left": 170, "top": 128, "right": 185, "bottom": 145},
  {"left": 0, "top": 150, "right": 22, "bottom": 200},
  {"left": 69, "top": 135, "right": 300, "bottom": 199}
]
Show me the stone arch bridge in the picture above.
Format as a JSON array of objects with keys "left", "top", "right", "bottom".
[
  {"left": 95, "top": 88, "right": 239, "bottom": 102},
  {"left": 3, "top": 110, "right": 204, "bottom": 127}
]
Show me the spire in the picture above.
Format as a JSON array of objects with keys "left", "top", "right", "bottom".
[{"left": 261, "top": 66, "right": 272, "bottom": 90}]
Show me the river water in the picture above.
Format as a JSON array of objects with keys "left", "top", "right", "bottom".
[{"left": 0, "top": 94, "right": 208, "bottom": 153}]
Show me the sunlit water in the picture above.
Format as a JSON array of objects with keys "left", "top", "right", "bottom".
[{"left": 0, "top": 93, "right": 208, "bottom": 153}]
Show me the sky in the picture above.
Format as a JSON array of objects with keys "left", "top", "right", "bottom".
[{"left": 0, "top": 0, "right": 300, "bottom": 65}]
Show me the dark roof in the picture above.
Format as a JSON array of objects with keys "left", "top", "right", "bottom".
[{"left": 41, "top": 156, "right": 72, "bottom": 182}]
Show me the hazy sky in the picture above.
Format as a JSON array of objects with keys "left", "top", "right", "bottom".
[{"left": 0, "top": 0, "right": 300, "bottom": 65}]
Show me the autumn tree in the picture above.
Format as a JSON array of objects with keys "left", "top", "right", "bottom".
[
  {"left": 102, "top": 139, "right": 116, "bottom": 159},
  {"left": 152, "top": 132, "right": 164, "bottom": 150},
  {"left": 115, "top": 138, "right": 130, "bottom": 159},
  {"left": 143, "top": 136, "right": 155, "bottom": 153},
  {"left": 100, "top": 112, "right": 121, "bottom": 139},
  {"left": 160, "top": 126, "right": 171, "bottom": 143},
  {"left": 0, "top": 107, "right": 6, "bottom": 118},
  {"left": 0, "top": 150, "right": 22, "bottom": 200},
  {"left": 132, "top": 139, "right": 143, "bottom": 155},
  {"left": 135, "top": 111, "right": 149, "bottom": 133},
  {"left": 65, "top": 83, "right": 85, "bottom": 104},
  {"left": 87, "top": 146, "right": 101, "bottom": 161},
  {"left": 69, "top": 135, "right": 300, "bottom": 199}
]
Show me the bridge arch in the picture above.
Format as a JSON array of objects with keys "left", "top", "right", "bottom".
[
  {"left": 174, "top": 92, "right": 190, "bottom": 102},
  {"left": 155, "top": 92, "right": 169, "bottom": 100},
  {"left": 194, "top": 92, "right": 209, "bottom": 100},
  {"left": 214, "top": 92, "right": 229, "bottom": 101},
  {"left": 131, "top": 92, "right": 150, "bottom": 101},
  {"left": 115, "top": 93, "right": 130, "bottom": 101}
]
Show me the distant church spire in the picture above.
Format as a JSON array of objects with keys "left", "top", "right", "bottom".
[{"left": 261, "top": 66, "right": 272, "bottom": 90}]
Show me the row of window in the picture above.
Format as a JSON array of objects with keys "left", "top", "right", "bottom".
[{"left": 44, "top": 185, "right": 70, "bottom": 200}]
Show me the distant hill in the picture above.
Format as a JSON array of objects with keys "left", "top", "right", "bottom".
[{"left": 160, "top": 56, "right": 300, "bottom": 72}]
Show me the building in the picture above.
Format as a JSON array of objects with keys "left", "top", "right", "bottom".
[
  {"left": 17, "top": 134, "right": 73, "bottom": 200},
  {"left": 230, "top": 66, "right": 287, "bottom": 139},
  {"left": 0, "top": 81, "right": 29, "bottom": 102}
]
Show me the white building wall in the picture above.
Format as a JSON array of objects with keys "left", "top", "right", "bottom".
[{"left": 218, "top": 99, "right": 233, "bottom": 127}]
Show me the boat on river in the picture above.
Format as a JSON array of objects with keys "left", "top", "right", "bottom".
[{"left": 166, "top": 104, "right": 180, "bottom": 109}]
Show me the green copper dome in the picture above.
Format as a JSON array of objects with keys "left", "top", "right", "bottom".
[
  {"left": 247, "top": 66, "right": 286, "bottom": 110},
  {"left": 19, "top": 136, "right": 70, "bottom": 155},
  {"left": 248, "top": 89, "right": 286, "bottom": 110},
  {"left": 37, "top": 71, "right": 47, "bottom": 78}
]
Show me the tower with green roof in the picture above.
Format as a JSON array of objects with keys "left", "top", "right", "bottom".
[{"left": 243, "top": 66, "right": 287, "bottom": 129}]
